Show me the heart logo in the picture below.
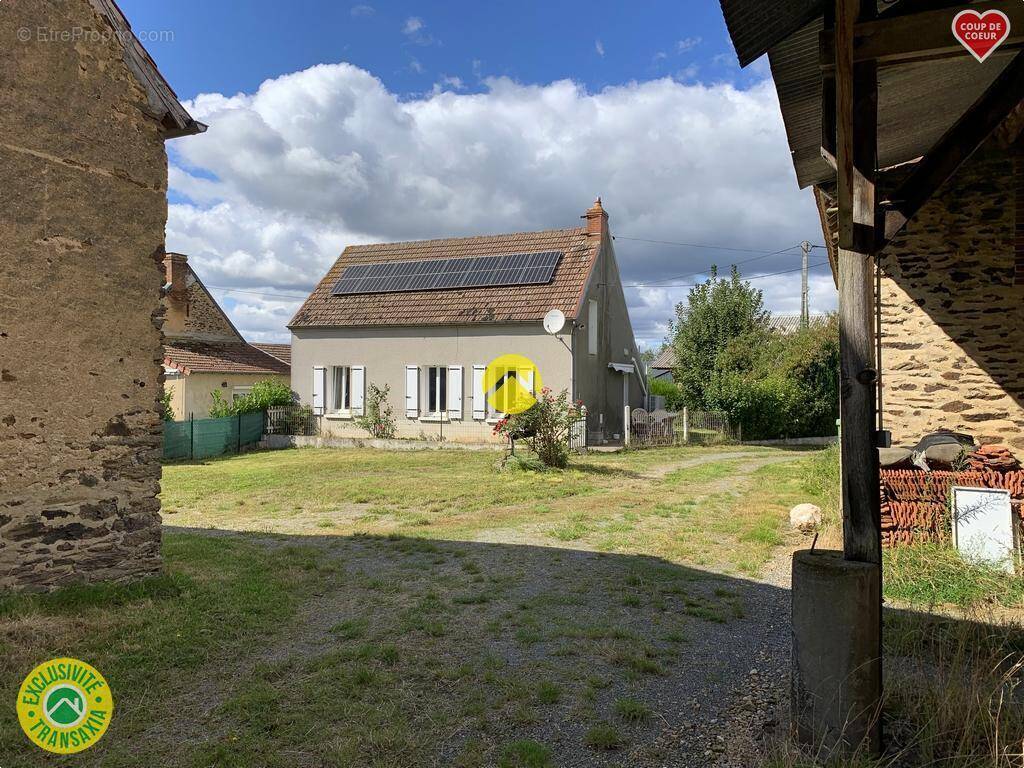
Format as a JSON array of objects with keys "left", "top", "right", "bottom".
[{"left": 952, "top": 9, "right": 1011, "bottom": 63}]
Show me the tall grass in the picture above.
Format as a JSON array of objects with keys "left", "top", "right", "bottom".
[{"left": 777, "top": 445, "right": 1024, "bottom": 766}]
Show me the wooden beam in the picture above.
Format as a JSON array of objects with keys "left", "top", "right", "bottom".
[
  {"left": 836, "top": 0, "right": 881, "bottom": 568},
  {"left": 821, "top": 1, "right": 1024, "bottom": 69},
  {"left": 881, "top": 51, "right": 1024, "bottom": 245}
]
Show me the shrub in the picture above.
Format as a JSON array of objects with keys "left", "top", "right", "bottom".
[
  {"left": 160, "top": 387, "right": 175, "bottom": 421},
  {"left": 208, "top": 379, "right": 295, "bottom": 418},
  {"left": 648, "top": 377, "right": 685, "bottom": 410},
  {"left": 356, "top": 383, "right": 396, "bottom": 439},
  {"left": 493, "top": 388, "right": 582, "bottom": 468}
]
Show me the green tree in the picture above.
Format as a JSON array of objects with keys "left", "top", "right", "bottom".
[{"left": 670, "top": 266, "right": 769, "bottom": 409}]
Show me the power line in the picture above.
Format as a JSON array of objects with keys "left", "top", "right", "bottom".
[
  {"left": 208, "top": 285, "right": 312, "bottom": 301},
  {"left": 615, "top": 235, "right": 827, "bottom": 254},
  {"left": 627, "top": 261, "right": 831, "bottom": 289},
  {"left": 633, "top": 243, "right": 804, "bottom": 286}
]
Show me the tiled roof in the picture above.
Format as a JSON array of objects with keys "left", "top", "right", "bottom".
[
  {"left": 290, "top": 227, "right": 600, "bottom": 329},
  {"left": 164, "top": 342, "right": 290, "bottom": 376},
  {"left": 253, "top": 343, "right": 292, "bottom": 365},
  {"left": 651, "top": 346, "right": 676, "bottom": 370}
]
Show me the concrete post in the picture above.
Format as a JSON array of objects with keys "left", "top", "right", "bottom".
[
  {"left": 791, "top": 549, "right": 881, "bottom": 757},
  {"left": 682, "top": 406, "right": 689, "bottom": 444},
  {"left": 623, "top": 405, "right": 631, "bottom": 446}
]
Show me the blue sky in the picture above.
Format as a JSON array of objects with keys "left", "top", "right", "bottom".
[
  {"left": 122, "top": 1, "right": 834, "bottom": 346},
  {"left": 121, "top": 1, "right": 758, "bottom": 100}
]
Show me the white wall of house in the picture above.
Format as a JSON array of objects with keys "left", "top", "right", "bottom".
[{"left": 291, "top": 324, "right": 574, "bottom": 442}]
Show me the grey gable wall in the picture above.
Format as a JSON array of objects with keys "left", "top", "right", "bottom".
[{"left": 571, "top": 237, "right": 645, "bottom": 439}]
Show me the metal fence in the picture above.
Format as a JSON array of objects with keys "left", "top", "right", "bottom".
[
  {"left": 568, "top": 409, "right": 588, "bottom": 452},
  {"left": 627, "top": 407, "right": 738, "bottom": 448},
  {"left": 163, "top": 411, "right": 265, "bottom": 460}
]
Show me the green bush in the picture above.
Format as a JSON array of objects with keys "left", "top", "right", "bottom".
[
  {"left": 493, "top": 388, "right": 581, "bottom": 468},
  {"left": 666, "top": 267, "right": 839, "bottom": 439},
  {"left": 648, "top": 377, "right": 685, "bottom": 411},
  {"left": 208, "top": 379, "right": 295, "bottom": 418}
]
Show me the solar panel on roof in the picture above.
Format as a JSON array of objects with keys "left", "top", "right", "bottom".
[{"left": 331, "top": 251, "right": 563, "bottom": 295}]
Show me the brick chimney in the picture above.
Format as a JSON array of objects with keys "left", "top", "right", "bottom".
[
  {"left": 162, "top": 253, "right": 189, "bottom": 336},
  {"left": 583, "top": 197, "right": 608, "bottom": 239}
]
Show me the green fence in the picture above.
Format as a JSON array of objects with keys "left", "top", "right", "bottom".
[{"left": 163, "top": 411, "right": 265, "bottom": 460}]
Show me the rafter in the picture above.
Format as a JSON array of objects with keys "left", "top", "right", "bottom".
[
  {"left": 880, "top": 51, "right": 1024, "bottom": 246},
  {"left": 821, "top": 1, "right": 1023, "bottom": 69}
]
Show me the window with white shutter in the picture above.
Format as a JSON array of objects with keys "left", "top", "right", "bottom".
[
  {"left": 351, "top": 366, "right": 365, "bottom": 416},
  {"left": 312, "top": 366, "right": 326, "bottom": 415},
  {"left": 472, "top": 365, "right": 486, "bottom": 419},
  {"left": 448, "top": 366, "right": 463, "bottom": 419},
  {"left": 405, "top": 365, "right": 420, "bottom": 418}
]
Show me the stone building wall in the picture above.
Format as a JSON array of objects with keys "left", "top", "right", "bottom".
[
  {"left": 879, "top": 138, "right": 1024, "bottom": 450},
  {"left": 0, "top": 0, "right": 172, "bottom": 590},
  {"left": 163, "top": 253, "right": 240, "bottom": 342}
]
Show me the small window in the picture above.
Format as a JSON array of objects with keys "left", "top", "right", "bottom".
[
  {"left": 427, "top": 366, "right": 448, "bottom": 415},
  {"left": 231, "top": 386, "right": 252, "bottom": 403},
  {"left": 588, "top": 299, "right": 598, "bottom": 355},
  {"left": 331, "top": 366, "right": 352, "bottom": 412}
]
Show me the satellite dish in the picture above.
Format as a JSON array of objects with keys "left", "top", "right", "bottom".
[{"left": 543, "top": 309, "right": 566, "bottom": 335}]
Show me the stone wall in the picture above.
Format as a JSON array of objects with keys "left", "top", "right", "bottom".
[
  {"left": 163, "top": 254, "right": 240, "bottom": 342},
  {"left": 879, "top": 137, "right": 1024, "bottom": 450},
  {"left": 0, "top": 0, "right": 170, "bottom": 590}
]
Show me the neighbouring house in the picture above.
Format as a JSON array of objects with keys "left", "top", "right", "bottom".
[
  {"left": 290, "top": 199, "right": 645, "bottom": 443},
  {"left": 253, "top": 343, "right": 292, "bottom": 367},
  {"left": 162, "top": 254, "right": 290, "bottom": 419},
  {"left": 0, "top": 0, "right": 204, "bottom": 590},
  {"left": 649, "top": 347, "right": 676, "bottom": 382}
]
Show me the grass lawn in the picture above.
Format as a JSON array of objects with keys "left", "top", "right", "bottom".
[{"left": 0, "top": 445, "right": 825, "bottom": 767}]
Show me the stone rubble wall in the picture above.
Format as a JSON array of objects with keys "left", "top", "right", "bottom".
[
  {"left": 879, "top": 140, "right": 1024, "bottom": 450},
  {"left": 0, "top": 0, "right": 169, "bottom": 591}
]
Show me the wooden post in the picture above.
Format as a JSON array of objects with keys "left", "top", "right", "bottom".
[
  {"left": 836, "top": 0, "right": 881, "bottom": 567},
  {"left": 835, "top": 0, "right": 883, "bottom": 749}
]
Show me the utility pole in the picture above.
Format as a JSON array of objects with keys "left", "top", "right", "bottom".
[{"left": 800, "top": 240, "right": 811, "bottom": 328}]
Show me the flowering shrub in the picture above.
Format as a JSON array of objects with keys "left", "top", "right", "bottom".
[
  {"left": 493, "top": 388, "right": 584, "bottom": 468},
  {"left": 357, "top": 382, "right": 396, "bottom": 439}
]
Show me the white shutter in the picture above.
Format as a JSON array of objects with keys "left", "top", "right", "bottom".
[
  {"left": 405, "top": 365, "right": 419, "bottom": 418},
  {"left": 351, "top": 366, "right": 365, "bottom": 416},
  {"left": 521, "top": 368, "right": 535, "bottom": 394},
  {"left": 312, "top": 366, "right": 326, "bottom": 415},
  {"left": 448, "top": 366, "right": 463, "bottom": 419},
  {"left": 472, "top": 365, "right": 486, "bottom": 419}
]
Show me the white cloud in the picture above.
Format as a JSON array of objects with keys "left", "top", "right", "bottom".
[
  {"left": 168, "top": 62, "right": 831, "bottom": 345},
  {"left": 595, "top": 39, "right": 605, "bottom": 57},
  {"left": 677, "top": 36, "right": 702, "bottom": 53},
  {"left": 402, "top": 16, "right": 436, "bottom": 46},
  {"left": 350, "top": 4, "right": 374, "bottom": 17},
  {"left": 408, "top": 57, "right": 423, "bottom": 74}
]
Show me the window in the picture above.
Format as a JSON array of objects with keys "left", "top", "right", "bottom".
[
  {"left": 231, "top": 386, "right": 252, "bottom": 403},
  {"left": 588, "top": 299, "right": 598, "bottom": 355},
  {"left": 331, "top": 366, "right": 352, "bottom": 412},
  {"left": 427, "top": 366, "right": 448, "bottom": 415}
]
